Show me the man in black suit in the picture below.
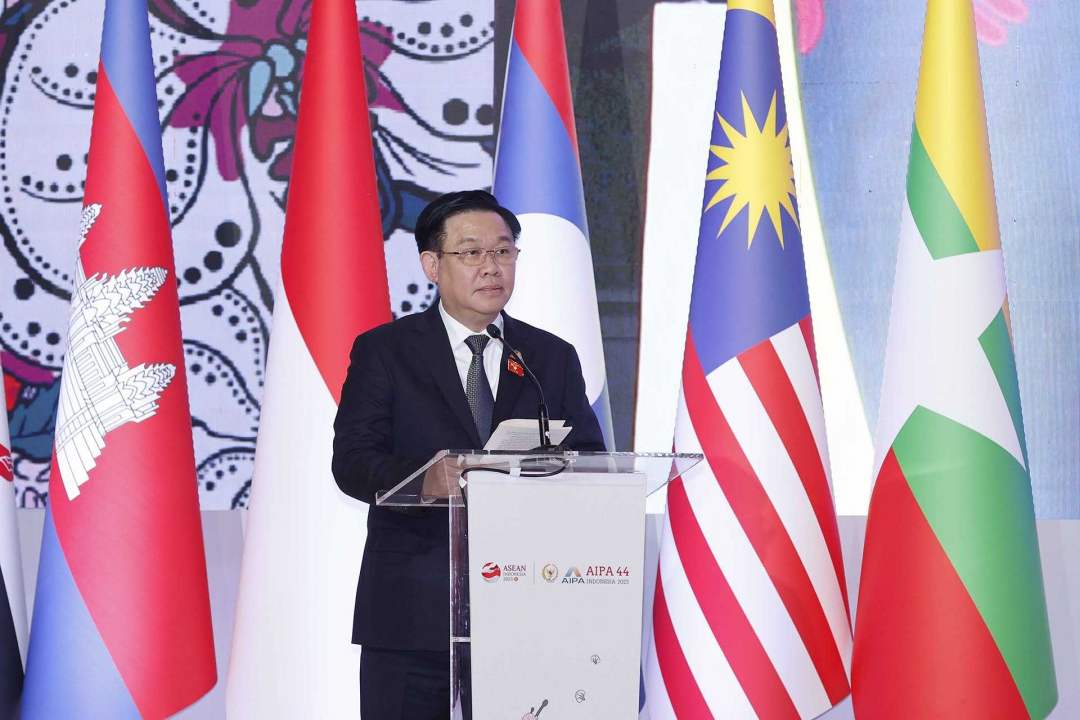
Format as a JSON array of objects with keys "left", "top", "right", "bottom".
[{"left": 332, "top": 190, "right": 606, "bottom": 719}]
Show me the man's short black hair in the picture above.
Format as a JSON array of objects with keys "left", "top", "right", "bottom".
[{"left": 414, "top": 190, "right": 522, "bottom": 253}]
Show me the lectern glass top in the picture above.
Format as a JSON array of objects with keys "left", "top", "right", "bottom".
[{"left": 375, "top": 450, "right": 704, "bottom": 507}]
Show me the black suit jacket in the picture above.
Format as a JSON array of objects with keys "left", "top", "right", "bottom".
[{"left": 332, "top": 302, "right": 606, "bottom": 651}]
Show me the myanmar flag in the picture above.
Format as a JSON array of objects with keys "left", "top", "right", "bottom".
[{"left": 851, "top": 1, "right": 1058, "bottom": 718}]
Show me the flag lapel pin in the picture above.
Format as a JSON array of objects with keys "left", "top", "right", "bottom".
[{"left": 507, "top": 356, "right": 524, "bottom": 377}]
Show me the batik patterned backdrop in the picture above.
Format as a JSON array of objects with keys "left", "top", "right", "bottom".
[
  {"left": 4, "top": 0, "right": 1078, "bottom": 517},
  {"left": 0, "top": 0, "right": 496, "bottom": 509}
]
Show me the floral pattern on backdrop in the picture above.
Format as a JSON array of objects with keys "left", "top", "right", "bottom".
[{"left": 0, "top": 0, "right": 496, "bottom": 508}]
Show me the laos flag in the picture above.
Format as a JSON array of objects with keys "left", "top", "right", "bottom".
[
  {"left": 494, "top": 0, "right": 615, "bottom": 449},
  {"left": 21, "top": 0, "right": 217, "bottom": 716}
]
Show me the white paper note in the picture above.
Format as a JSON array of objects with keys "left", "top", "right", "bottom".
[{"left": 484, "top": 419, "right": 571, "bottom": 451}]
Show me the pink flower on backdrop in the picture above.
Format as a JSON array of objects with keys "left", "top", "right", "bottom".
[
  {"left": 793, "top": 0, "right": 825, "bottom": 54},
  {"left": 160, "top": 0, "right": 399, "bottom": 183},
  {"left": 973, "top": 0, "right": 1030, "bottom": 46},
  {"left": 794, "top": 0, "right": 1032, "bottom": 54}
]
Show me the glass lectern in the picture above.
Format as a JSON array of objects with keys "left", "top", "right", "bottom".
[{"left": 377, "top": 450, "right": 702, "bottom": 720}]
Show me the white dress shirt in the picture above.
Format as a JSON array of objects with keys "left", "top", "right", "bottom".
[{"left": 439, "top": 300, "right": 504, "bottom": 400}]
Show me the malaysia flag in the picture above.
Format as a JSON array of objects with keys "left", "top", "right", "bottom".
[
  {"left": 493, "top": 0, "right": 615, "bottom": 449},
  {"left": 19, "top": 0, "right": 217, "bottom": 716},
  {"left": 644, "top": 2, "right": 851, "bottom": 718}
]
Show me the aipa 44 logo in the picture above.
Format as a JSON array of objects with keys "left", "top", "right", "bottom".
[{"left": 561, "top": 566, "right": 630, "bottom": 585}]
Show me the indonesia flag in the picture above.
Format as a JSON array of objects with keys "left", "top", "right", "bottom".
[
  {"left": 225, "top": 0, "right": 392, "bottom": 714},
  {"left": 0, "top": 379, "right": 26, "bottom": 718},
  {"left": 493, "top": 0, "right": 615, "bottom": 448},
  {"left": 644, "top": 2, "right": 851, "bottom": 718},
  {"left": 20, "top": 0, "right": 217, "bottom": 715}
]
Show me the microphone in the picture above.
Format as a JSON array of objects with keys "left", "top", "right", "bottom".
[{"left": 487, "top": 323, "right": 552, "bottom": 449}]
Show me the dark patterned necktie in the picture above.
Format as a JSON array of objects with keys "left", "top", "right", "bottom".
[{"left": 464, "top": 334, "right": 495, "bottom": 444}]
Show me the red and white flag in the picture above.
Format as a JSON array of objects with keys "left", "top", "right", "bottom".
[
  {"left": 0, "top": 377, "right": 26, "bottom": 716},
  {"left": 224, "top": 0, "right": 392, "bottom": 714}
]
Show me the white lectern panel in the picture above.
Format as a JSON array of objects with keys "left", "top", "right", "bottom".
[{"left": 466, "top": 471, "right": 646, "bottom": 719}]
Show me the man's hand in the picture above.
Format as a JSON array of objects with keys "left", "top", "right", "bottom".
[{"left": 420, "top": 459, "right": 463, "bottom": 501}]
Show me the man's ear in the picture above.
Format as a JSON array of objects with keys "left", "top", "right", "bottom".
[{"left": 420, "top": 251, "right": 439, "bottom": 284}]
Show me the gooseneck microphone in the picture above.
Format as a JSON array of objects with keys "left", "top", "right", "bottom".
[{"left": 486, "top": 323, "right": 552, "bottom": 449}]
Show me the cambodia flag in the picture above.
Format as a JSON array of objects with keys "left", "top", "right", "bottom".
[
  {"left": 20, "top": 0, "right": 217, "bottom": 716},
  {"left": 494, "top": 0, "right": 615, "bottom": 449}
]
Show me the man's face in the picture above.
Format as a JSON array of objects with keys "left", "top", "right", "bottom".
[{"left": 421, "top": 210, "right": 517, "bottom": 331}]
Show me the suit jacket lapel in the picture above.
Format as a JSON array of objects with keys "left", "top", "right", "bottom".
[
  {"left": 414, "top": 304, "right": 484, "bottom": 449},
  {"left": 491, "top": 312, "right": 529, "bottom": 429}
]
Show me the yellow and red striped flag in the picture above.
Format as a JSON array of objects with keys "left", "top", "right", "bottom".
[{"left": 852, "top": 1, "right": 1057, "bottom": 717}]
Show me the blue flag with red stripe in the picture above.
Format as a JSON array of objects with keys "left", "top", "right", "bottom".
[
  {"left": 494, "top": 0, "right": 615, "bottom": 449},
  {"left": 21, "top": 0, "right": 216, "bottom": 716}
]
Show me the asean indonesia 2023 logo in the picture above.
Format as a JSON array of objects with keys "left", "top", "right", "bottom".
[
  {"left": 482, "top": 561, "right": 528, "bottom": 583},
  {"left": 481, "top": 562, "right": 501, "bottom": 583}
]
